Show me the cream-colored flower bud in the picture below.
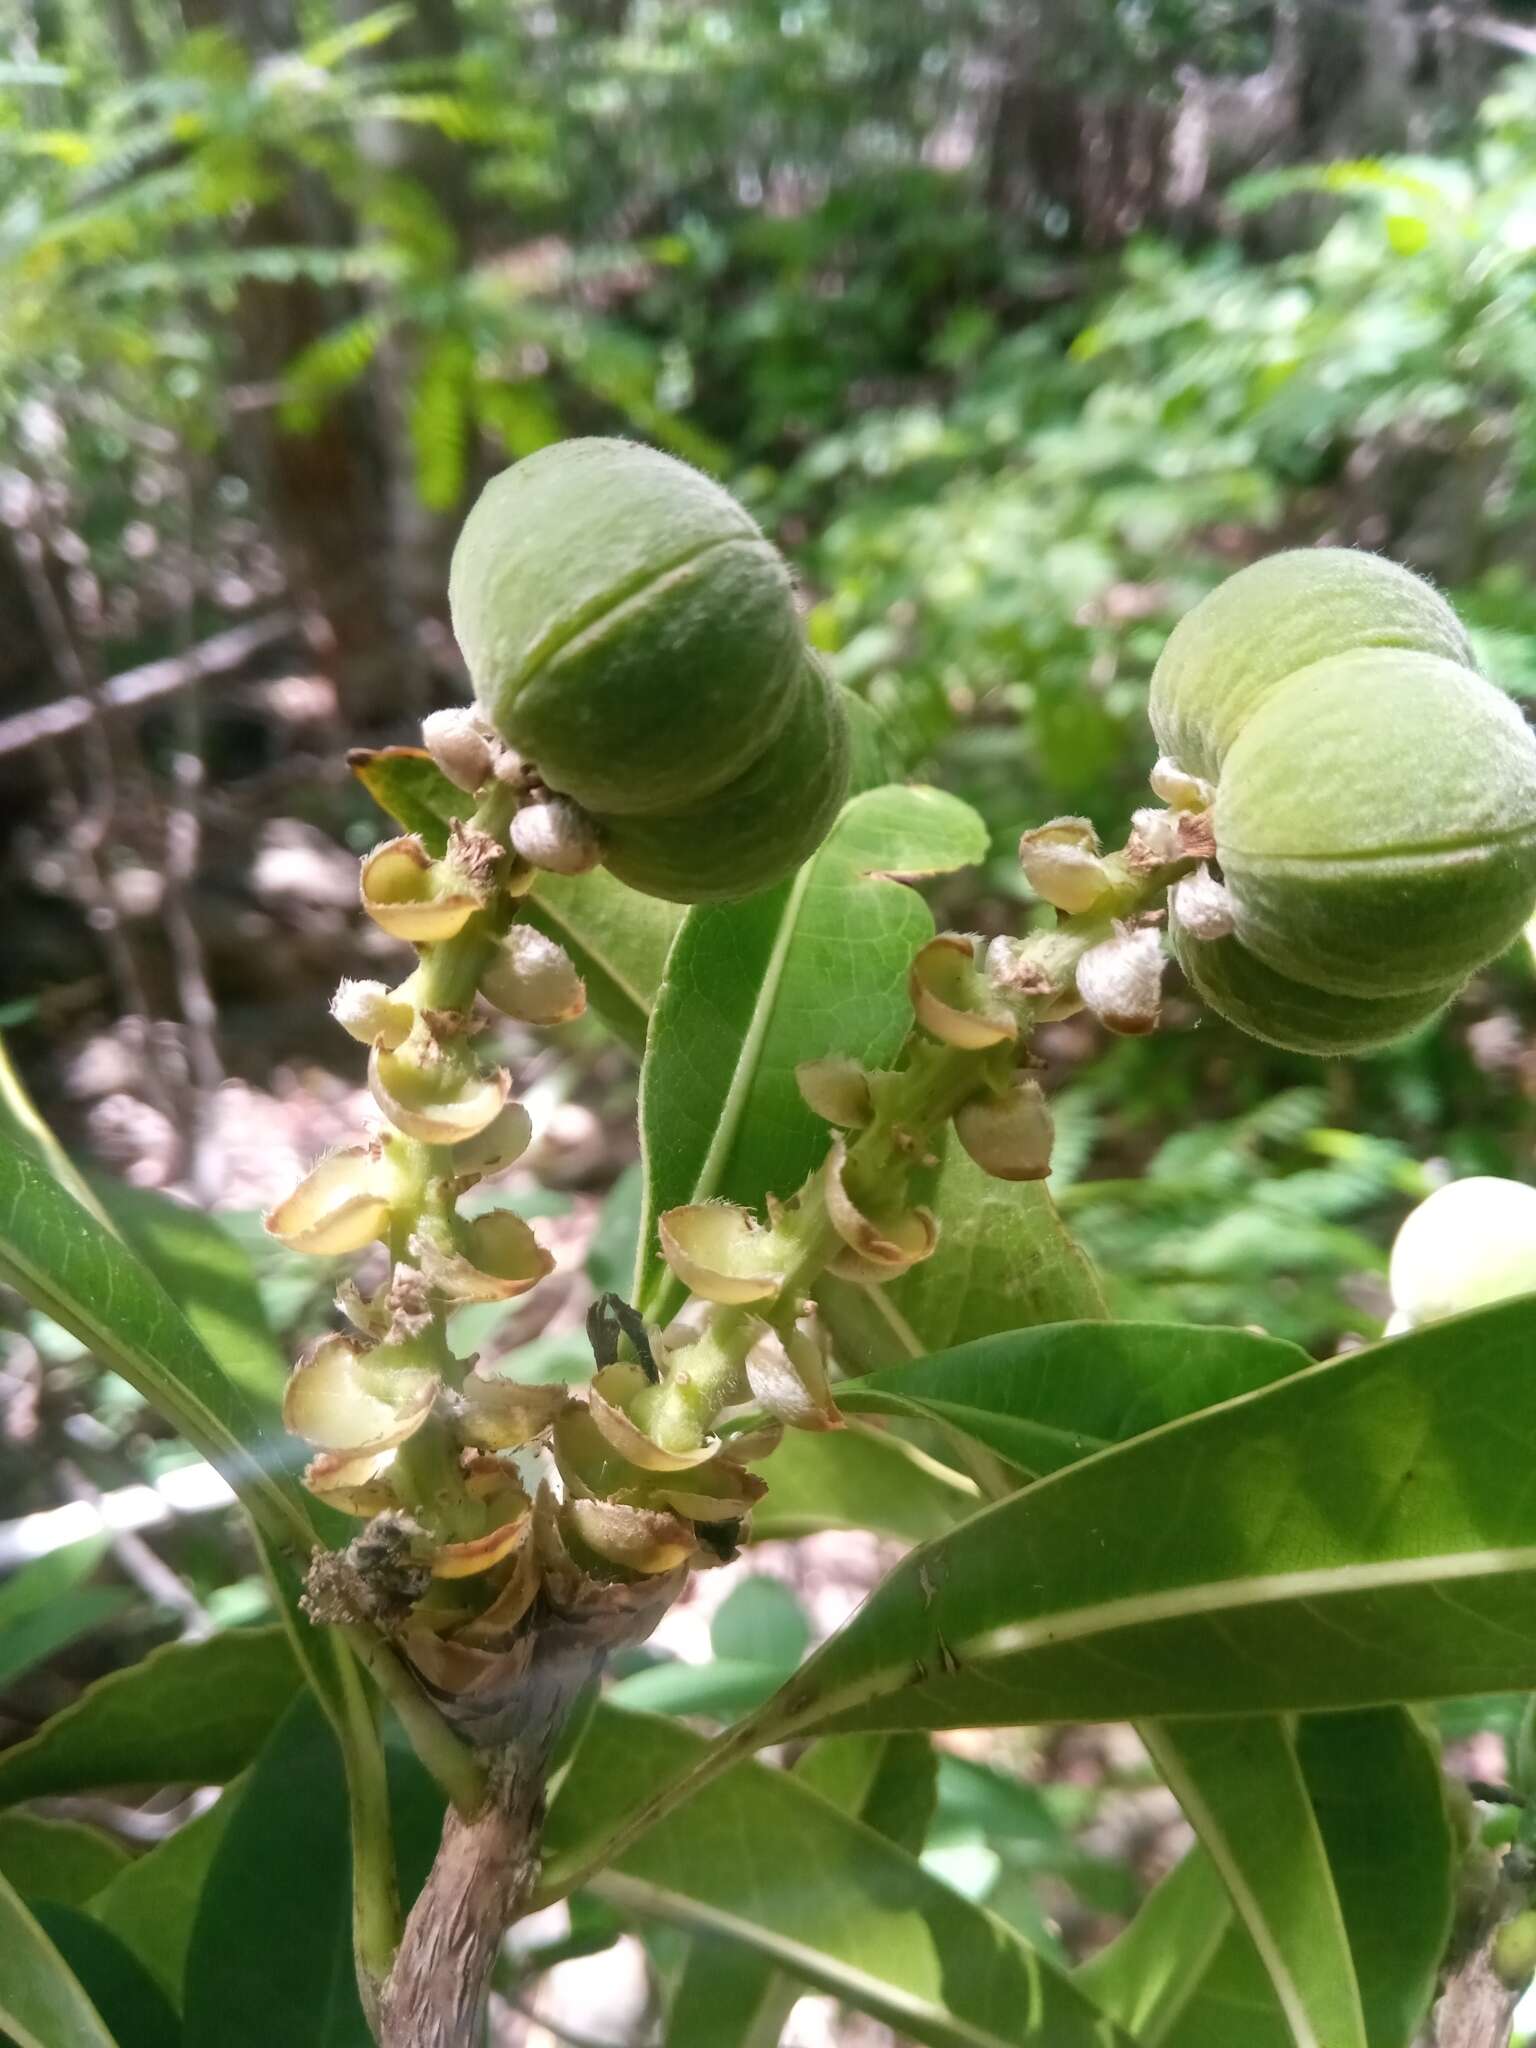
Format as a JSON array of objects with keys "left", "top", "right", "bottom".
[
  {"left": 657, "top": 1203, "right": 788, "bottom": 1305},
  {"left": 367, "top": 1044, "right": 511, "bottom": 1145},
  {"left": 480, "top": 925, "right": 586, "bottom": 1025},
  {"left": 510, "top": 796, "right": 603, "bottom": 875},
  {"left": 1129, "top": 807, "right": 1186, "bottom": 865},
  {"left": 795, "top": 1055, "right": 874, "bottom": 1128},
  {"left": 910, "top": 935, "right": 1016, "bottom": 1049},
  {"left": 330, "top": 978, "right": 413, "bottom": 1048},
  {"left": 1170, "top": 864, "right": 1237, "bottom": 942},
  {"left": 265, "top": 1146, "right": 392, "bottom": 1255},
  {"left": 1150, "top": 755, "right": 1215, "bottom": 812},
  {"left": 1018, "top": 818, "right": 1117, "bottom": 915},
  {"left": 1075, "top": 926, "right": 1165, "bottom": 1035},
  {"left": 954, "top": 1078, "right": 1054, "bottom": 1182},
  {"left": 824, "top": 1137, "right": 938, "bottom": 1285},
  {"left": 421, "top": 708, "right": 496, "bottom": 793},
  {"left": 744, "top": 1317, "right": 840, "bottom": 1430},
  {"left": 282, "top": 1334, "right": 438, "bottom": 1456},
  {"left": 451, "top": 1101, "right": 534, "bottom": 1177},
  {"left": 360, "top": 836, "right": 481, "bottom": 943},
  {"left": 562, "top": 1497, "right": 695, "bottom": 1575}
]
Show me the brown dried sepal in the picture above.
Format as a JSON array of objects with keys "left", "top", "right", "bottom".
[
  {"left": 368, "top": 1044, "right": 511, "bottom": 1145},
  {"left": 265, "top": 1145, "right": 392, "bottom": 1257},
  {"left": 657, "top": 1203, "right": 790, "bottom": 1306},
  {"left": 824, "top": 1137, "right": 938, "bottom": 1285},
  {"left": 282, "top": 1334, "right": 438, "bottom": 1456},
  {"left": 360, "top": 835, "right": 482, "bottom": 943},
  {"left": 411, "top": 1209, "right": 553, "bottom": 1303},
  {"left": 909, "top": 935, "right": 1016, "bottom": 1050}
]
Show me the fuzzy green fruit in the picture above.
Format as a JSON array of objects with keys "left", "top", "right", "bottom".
[
  {"left": 1150, "top": 548, "right": 1473, "bottom": 783},
  {"left": 600, "top": 655, "right": 850, "bottom": 902},
  {"left": 1216, "top": 649, "right": 1536, "bottom": 996},
  {"left": 1151, "top": 550, "right": 1536, "bottom": 1053},
  {"left": 449, "top": 439, "right": 851, "bottom": 903},
  {"left": 1171, "top": 917, "right": 1454, "bottom": 1056}
]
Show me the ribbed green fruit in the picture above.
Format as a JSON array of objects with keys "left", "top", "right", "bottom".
[
  {"left": 1171, "top": 918, "right": 1454, "bottom": 1056},
  {"left": 601, "top": 656, "right": 850, "bottom": 902},
  {"left": 1150, "top": 548, "right": 1473, "bottom": 782},
  {"left": 1217, "top": 649, "right": 1536, "bottom": 996},
  {"left": 1150, "top": 549, "right": 1536, "bottom": 1053},
  {"left": 449, "top": 439, "right": 851, "bottom": 902}
]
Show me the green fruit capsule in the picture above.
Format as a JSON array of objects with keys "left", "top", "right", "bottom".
[
  {"left": 1171, "top": 918, "right": 1454, "bottom": 1056},
  {"left": 1216, "top": 649, "right": 1536, "bottom": 997},
  {"left": 1151, "top": 549, "right": 1536, "bottom": 1053},
  {"left": 600, "top": 655, "right": 850, "bottom": 903},
  {"left": 449, "top": 439, "right": 851, "bottom": 903},
  {"left": 1150, "top": 548, "right": 1473, "bottom": 783}
]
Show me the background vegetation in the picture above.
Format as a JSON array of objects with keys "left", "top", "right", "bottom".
[{"left": 5, "top": 2, "right": 1536, "bottom": 2040}]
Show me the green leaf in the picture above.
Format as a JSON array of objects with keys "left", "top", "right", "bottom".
[
  {"left": 547, "top": 1705, "right": 1129, "bottom": 2048},
  {"left": 0, "top": 1538, "right": 134, "bottom": 1691},
  {"left": 1082, "top": 1711, "right": 1452, "bottom": 2048},
  {"left": 89, "top": 1785, "right": 244, "bottom": 2008},
  {"left": 636, "top": 784, "right": 989, "bottom": 1320},
  {"left": 183, "top": 1693, "right": 371, "bottom": 2048},
  {"left": 710, "top": 1576, "right": 810, "bottom": 1669},
  {"left": 0, "top": 1132, "right": 325, "bottom": 1557},
  {"left": 1142, "top": 1718, "right": 1365, "bottom": 2048},
  {"left": 837, "top": 1321, "right": 1311, "bottom": 1477},
  {"left": 663, "top": 1731, "right": 937, "bottom": 2048},
  {"left": 738, "top": 1298, "right": 1536, "bottom": 1740},
  {"left": 184, "top": 1692, "right": 447, "bottom": 2048},
  {"left": 0, "top": 1867, "right": 118, "bottom": 2048},
  {"left": 0, "top": 1628, "right": 302, "bottom": 1805},
  {"left": 609, "top": 1658, "right": 792, "bottom": 1722},
  {"left": 822, "top": 1136, "right": 1108, "bottom": 1368},
  {"left": 29, "top": 1904, "right": 180, "bottom": 2048},
  {"left": 348, "top": 745, "right": 679, "bottom": 1055},
  {"left": 748, "top": 1421, "right": 977, "bottom": 1543},
  {"left": 0, "top": 1814, "right": 130, "bottom": 1908},
  {"left": 97, "top": 1183, "right": 288, "bottom": 1414}
]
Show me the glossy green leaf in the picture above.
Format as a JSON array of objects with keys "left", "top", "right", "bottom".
[
  {"left": 738, "top": 1298, "right": 1536, "bottom": 1740},
  {"left": 837, "top": 1321, "right": 1311, "bottom": 1478},
  {"left": 30, "top": 1904, "right": 180, "bottom": 2048},
  {"left": 0, "top": 1867, "right": 118, "bottom": 2048},
  {"left": 89, "top": 1784, "right": 244, "bottom": 2008},
  {"left": 0, "top": 1132, "right": 326, "bottom": 1557},
  {"left": 183, "top": 1692, "right": 371, "bottom": 2048},
  {"left": 0, "top": 1627, "right": 301, "bottom": 1805},
  {"left": 97, "top": 1182, "right": 288, "bottom": 1414},
  {"left": 547, "top": 1705, "right": 1129, "bottom": 2048},
  {"left": 608, "top": 1657, "right": 791, "bottom": 1722},
  {"left": 0, "top": 1537, "right": 134, "bottom": 1691},
  {"left": 635, "top": 784, "right": 989, "bottom": 1321},
  {"left": 1143, "top": 1718, "right": 1365, "bottom": 2048},
  {"left": 0, "top": 1814, "right": 130, "bottom": 1908},
  {"left": 710, "top": 1576, "right": 810, "bottom": 1669},
  {"left": 663, "top": 1731, "right": 937, "bottom": 2048},
  {"left": 748, "top": 1420, "right": 977, "bottom": 1543},
  {"left": 349, "top": 742, "right": 680, "bottom": 1054},
  {"left": 1082, "top": 1710, "right": 1452, "bottom": 2048},
  {"left": 822, "top": 1137, "right": 1107, "bottom": 1368}
]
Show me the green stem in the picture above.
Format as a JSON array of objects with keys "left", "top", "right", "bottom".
[
  {"left": 341, "top": 1623, "right": 488, "bottom": 1818},
  {"left": 335, "top": 1644, "right": 401, "bottom": 2014}
]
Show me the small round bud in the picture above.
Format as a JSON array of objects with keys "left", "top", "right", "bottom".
[
  {"left": 1388, "top": 1175, "right": 1536, "bottom": 1329},
  {"left": 421, "top": 708, "right": 496, "bottom": 794},
  {"left": 331, "top": 978, "right": 413, "bottom": 1048},
  {"left": 1075, "top": 927, "right": 1164, "bottom": 1035},
  {"left": 954, "top": 1078, "right": 1054, "bottom": 1182},
  {"left": 1018, "top": 818, "right": 1116, "bottom": 915},
  {"left": 1169, "top": 865, "right": 1236, "bottom": 942},
  {"left": 1128, "top": 807, "right": 1185, "bottom": 865},
  {"left": 510, "top": 796, "right": 603, "bottom": 876},
  {"left": 1149, "top": 755, "right": 1214, "bottom": 811},
  {"left": 481, "top": 926, "right": 586, "bottom": 1025}
]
